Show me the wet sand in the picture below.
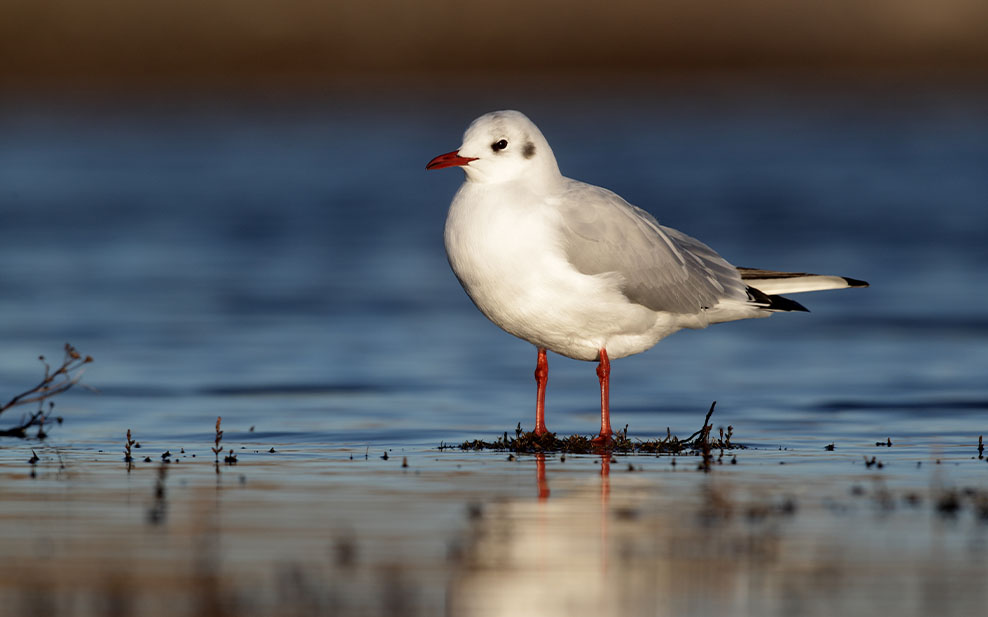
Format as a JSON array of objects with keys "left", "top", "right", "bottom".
[{"left": 2, "top": 438, "right": 986, "bottom": 617}]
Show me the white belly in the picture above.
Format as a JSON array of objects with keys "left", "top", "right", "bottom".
[{"left": 443, "top": 185, "right": 680, "bottom": 361}]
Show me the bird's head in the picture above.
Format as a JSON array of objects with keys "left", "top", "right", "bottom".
[{"left": 427, "top": 110, "right": 561, "bottom": 185}]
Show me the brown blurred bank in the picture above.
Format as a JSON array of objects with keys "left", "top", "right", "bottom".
[{"left": 1, "top": 0, "right": 986, "bottom": 90}]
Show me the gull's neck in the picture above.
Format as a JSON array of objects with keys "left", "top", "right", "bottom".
[{"left": 463, "top": 161, "right": 564, "bottom": 193}]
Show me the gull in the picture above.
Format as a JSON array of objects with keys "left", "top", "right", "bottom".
[{"left": 427, "top": 110, "right": 867, "bottom": 444}]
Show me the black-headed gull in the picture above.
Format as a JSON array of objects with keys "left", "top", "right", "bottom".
[{"left": 428, "top": 110, "right": 867, "bottom": 444}]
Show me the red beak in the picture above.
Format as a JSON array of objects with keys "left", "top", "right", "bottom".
[{"left": 426, "top": 150, "right": 477, "bottom": 170}]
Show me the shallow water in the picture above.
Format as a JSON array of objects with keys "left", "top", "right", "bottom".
[{"left": 1, "top": 80, "right": 987, "bottom": 615}]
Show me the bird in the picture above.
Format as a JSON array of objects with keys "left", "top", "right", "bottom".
[{"left": 427, "top": 110, "right": 867, "bottom": 444}]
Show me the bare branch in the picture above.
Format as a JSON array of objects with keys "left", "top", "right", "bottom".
[{"left": 0, "top": 344, "right": 93, "bottom": 438}]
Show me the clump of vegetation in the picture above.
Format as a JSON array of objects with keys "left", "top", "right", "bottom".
[
  {"left": 449, "top": 402, "right": 739, "bottom": 456},
  {"left": 0, "top": 344, "right": 92, "bottom": 438}
]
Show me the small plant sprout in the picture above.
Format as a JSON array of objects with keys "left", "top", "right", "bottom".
[
  {"left": 124, "top": 429, "right": 136, "bottom": 463},
  {"left": 0, "top": 344, "right": 93, "bottom": 438},
  {"left": 224, "top": 449, "right": 238, "bottom": 465},
  {"left": 212, "top": 417, "right": 224, "bottom": 463}
]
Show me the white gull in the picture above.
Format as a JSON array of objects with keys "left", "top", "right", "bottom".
[{"left": 428, "top": 110, "right": 867, "bottom": 444}]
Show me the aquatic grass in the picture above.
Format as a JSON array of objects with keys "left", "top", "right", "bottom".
[
  {"left": 451, "top": 401, "right": 740, "bottom": 458},
  {"left": 212, "top": 417, "right": 223, "bottom": 463},
  {"left": 124, "top": 429, "right": 136, "bottom": 463},
  {"left": 0, "top": 344, "right": 93, "bottom": 438},
  {"left": 124, "top": 429, "right": 137, "bottom": 473},
  {"left": 210, "top": 416, "right": 238, "bottom": 467}
]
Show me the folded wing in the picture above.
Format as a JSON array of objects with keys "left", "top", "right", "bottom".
[{"left": 557, "top": 181, "right": 750, "bottom": 314}]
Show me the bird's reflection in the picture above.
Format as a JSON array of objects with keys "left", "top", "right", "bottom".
[
  {"left": 599, "top": 454, "right": 611, "bottom": 575},
  {"left": 534, "top": 451, "right": 611, "bottom": 502},
  {"left": 535, "top": 453, "right": 550, "bottom": 500},
  {"left": 451, "top": 452, "right": 619, "bottom": 616}
]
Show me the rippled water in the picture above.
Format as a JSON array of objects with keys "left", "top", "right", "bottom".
[{"left": 1, "top": 81, "right": 987, "bottom": 615}]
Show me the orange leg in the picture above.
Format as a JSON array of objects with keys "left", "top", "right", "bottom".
[
  {"left": 534, "top": 348, "right": 549, "bottom": 436},
  {"left": 592, "top": 348, "right": 613, "bottom": 444}
]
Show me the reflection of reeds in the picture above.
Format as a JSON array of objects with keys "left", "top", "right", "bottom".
[
  {"left": 0, "top": 344, "right": 92, "bottom": 438},
  {"left": 147, "top": 463, "right": 168, "bottom": 525}
]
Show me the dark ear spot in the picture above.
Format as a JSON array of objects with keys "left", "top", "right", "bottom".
[{"left": 523, "top": 142, "right": 536, "bottom": 159}]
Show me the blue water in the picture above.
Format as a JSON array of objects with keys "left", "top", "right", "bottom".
[{"left": 1, "top": 82, "right": 987, "bottom": 454}]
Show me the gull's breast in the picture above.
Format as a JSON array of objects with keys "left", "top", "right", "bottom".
[{"left": 444, "top": 186, "right": 664, "bottom": 360}]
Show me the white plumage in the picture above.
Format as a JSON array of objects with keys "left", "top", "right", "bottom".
[{"left": 428, "top": 110, "right": 867, "bottom": 442}]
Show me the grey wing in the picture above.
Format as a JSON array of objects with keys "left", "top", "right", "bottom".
[{"left": 557, "top": 181, "right": 749, "bottom": 314}]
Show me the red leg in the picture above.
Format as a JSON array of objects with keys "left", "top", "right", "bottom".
[
  {"left": 592, "top": 348, "right": 613, "bottom": 444},
  {"left": 534, "top": 348, "right": 549, "bottom": 436}
]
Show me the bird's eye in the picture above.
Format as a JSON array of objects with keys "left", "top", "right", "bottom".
[{"left": 492, "top": 139, "right": 508, "bottom": 152}]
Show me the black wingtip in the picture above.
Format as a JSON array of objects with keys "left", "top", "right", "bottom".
[
  {"left": 843, "top": 276, "right": 869, "bottom": 288},
  {"left": 768, "top": 294, "right": 810, "bottom": 312},
  {"left": 746, "top": 286, "right": 810, "bottom": 312}
]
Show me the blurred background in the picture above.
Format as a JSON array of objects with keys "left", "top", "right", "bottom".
[
  {"left": 0, "top": 0, "right": 986, "bottom": 442},
  {"left": 2, "top": 0, "right": 987, "bottom": 88},
  {"left": 1, "top": 5, "right": 988, "bottom": 615}
]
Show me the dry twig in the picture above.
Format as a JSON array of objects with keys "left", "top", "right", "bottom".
[
  {"left": 212, "top": 417, "right": 223, "bottom": 463},
  {"left": 0, "top": 344, "right": 92, "bottom": 438}
]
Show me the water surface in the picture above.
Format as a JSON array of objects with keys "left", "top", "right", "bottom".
[{"left": 1, "top": 81, "right": 987, "bottom": 615}]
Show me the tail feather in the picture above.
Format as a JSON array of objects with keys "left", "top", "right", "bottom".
[{"left": 738, "top": 267, "right": 869, "bottom": 295}]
